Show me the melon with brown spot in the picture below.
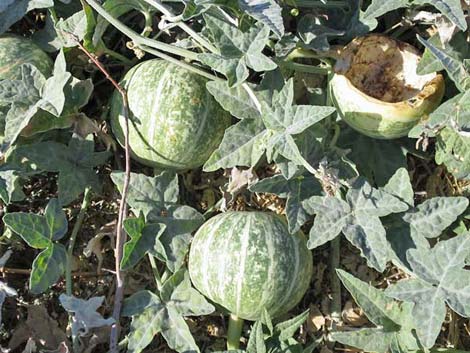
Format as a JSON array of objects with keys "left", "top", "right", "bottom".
[
  {"left": 110, "top": 59, "right": 232, "bottom": 170},
  {"left": 0, "top": 34, "right": 53, "bottom": 80}
]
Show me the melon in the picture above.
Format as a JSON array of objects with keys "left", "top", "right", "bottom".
[
  {"left": 110, "top": 59, "right": 232, "bottom": 170},
  {"left": 188, "top": 211, "right": 313, "bottom": 321},
  {"left": 330, "top": 34, "right": 445, "bottom": 139},
  {"left": 0, "top": 34, "right": 53, "bottom": 80}
]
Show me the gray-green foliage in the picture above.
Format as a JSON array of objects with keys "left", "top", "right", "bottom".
[
  {"left": 386, "top": 234, "right": 470, "bottom": 348},
  {"left": 111, "top": 171, "right": 204, "bottom": 272},
  {"left": 302, "top": 176, "right": 408, "bottom": 271},
  {"left": 9, "top": 135, "right": 110, "bottom": 205},
  {"left": 3, "top": 199, "right": 67, "bottom": 293},
  {"left": 332, "top": 270, "right": 421, "bottom": 353},
  {"left": 122, "top": 269, "right": 214, "bottom": 353}
]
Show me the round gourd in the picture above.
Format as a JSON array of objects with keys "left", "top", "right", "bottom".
[
  {"left": 110, "top": 59, "right": 231, "bottom": 170},
  {"left": 188, "top": 211, "right": 313, "bottom": 321},
  {"left": 0, "top": 34, "right": 53, "bottom": 80},
  {"left": 330, "top": 34, "right": 445, "bottom": 139}
]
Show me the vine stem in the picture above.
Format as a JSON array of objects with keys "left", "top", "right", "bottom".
[
  {"left": 66, "top": 187, "right": 92, "bottom": 296},
  {"left": 74, "top": 37, "right": 131, "bottom": 353},
  {"left": 142, "top": 0, "right": 218, "bottom": 53},
  {"left": 147, "top": 254, "right": 163, "bottom": 291},
  {"left": 293, "top": 0, "right": 349, "bottom": 8},
  {"left": 227, "top": 314, "right": 244, "bottom": 350},
  {"left": 84, "top": 0, "right": 198, "bottom": 61}
]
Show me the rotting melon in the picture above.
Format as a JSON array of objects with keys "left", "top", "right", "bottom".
[
  {"left": 0, "top": 34, "right": 53, "bottom": 80},
  {"left": 330, "top": 34, "right": 445, "bottom": 139},
  {"left": 110, "top": 59, "right": 232, "bottom": 170},
  {"left": 188, "top": 211, "right": 313, "bottom": 321}
]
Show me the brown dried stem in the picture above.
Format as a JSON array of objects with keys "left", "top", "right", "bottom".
[{"left": 75, "top": 40, "right": 131, "bottom": 353}]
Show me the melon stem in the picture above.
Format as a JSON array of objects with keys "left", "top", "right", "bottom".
[{"left": 227, "top": 314, "right": 244, "bottom": 350}]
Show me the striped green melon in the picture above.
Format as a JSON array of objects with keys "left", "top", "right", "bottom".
[
  {"left": 110, "top": 59, "right": 232, "bottom": 170},
  {"left": 188, "top": 211, "right": 313, "bottom": 321},
  {"left": 0, "top": 34, "right": 53, "bottom": 80}
]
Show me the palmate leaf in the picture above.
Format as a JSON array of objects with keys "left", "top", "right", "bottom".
[
  {"left": 121, "top": 213, "right": 167, "bottom": 270},
  {"left": 199, "top": 14, "right": 276, "bottom": 87},
  {"left": 112, "top": 172, "right": 204, "bottom": 272},
  {"left": 59, "top": 294, "right": 114, "bottom": 338},
  {"left": 386, "top": 234, "right": 470, "bottom": 348},
  {"left": 205, "top": 78, "right": 334, "bottom": 172},
  {"left": 10, "top": 135, "right": 110, "bottom": 205},
  {"left": 435, "top": 127, "right": 470, "bottom": 180},
  {"left": 303, "top": 177, "right": 408, "bottom": 271},
  {"left": 417, "top": 36, "right": 470, "bottom": 92},
  {"left": 381, "top": 168, "right": 468, "bottom": 271},
  {"left": 203, "top": 118, "right": 267, "bottom": 172},
  {"left": 122, "top": 269, "right": 214, "bottom": 353},
  {"left": 332, "top": 270, "right": 420, "bottom": 353},
  {"left": 262, "top": 79, "right": 335, "bottom": 168},
  {"left": 0, "top": 51, "right": 72, "bottom": 152},
  {"left": 3, "top": 199, "right": 68, "bottom": 294},
  {"left": 417, "top": 32, "right": 470, "bottom": 76},
  {"left": 238, "top": 0, "right": 284, "bottom": 38},
  {"left": 361, "top": 0, "right": 467, "bottom": 31},
  {"left": 250, "top": 174, "right": 321, "bottom": 233}
]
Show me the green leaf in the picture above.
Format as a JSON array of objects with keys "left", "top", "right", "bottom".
[
  {"left": 262, "top": 79, "right": 335, "bottom": 167},
  {"left": 418, "top": 35, "right": 470, "bottom": 92},
  {"left": 200, "top": 14, "right": 276, "bottom": 86},
  {"left": 435, "top": 127, "right": 470, "bottom": 180},
  {"left": 275, "top": 310, "right": 310, "bottom": 341},
  {"left": 414, "top": 0, "right": 467, "bottom": 30},
  {"left": 30, "top": 243, "right": 67, "bottom": 294},
  {"left": 203, "top": 118, "right": 267, "bottom": 171},
  {"left": 11, "top": 135, "right": 109, "bottom": 205},
  {"left": 112, "top": 172, "right": 203, "bottom": 272},
  {"left": 250, "top": 174, "right": 321, "bottom": 233},
  {"left": 147, "top": 205, "right": 204, "bottom": 272},
  {"left": 410, "top": 90, "right": 470, "bottom": 138},
  {"left": 386, "top": 234, "right": 470, "bottom": 348},
  {"left": 0, "top": 169, "right": 25, "bottom": 204},
  {"left": 246, "top": 320, "right": 266, "bottom": 353},
  {"left": 206, "top": 81, "right": 261, "bottom": 120},
  {"left": 333, "top": 270, "right": 420, "bottom": 353},
  {"left": 338, "top": 128, "right": 407, "bottom": 186},
  {"left": 402, "top": 197, "right": 469, "bottom": 238},
  {"left": 382, "top": 168, "right": 414, "bottom": 205},
  {"left": 417, "top": 32, "right": 470, "bottom": 75},
  {"left": 360, "top": 0, "right": 409, "bottom": 31},
  {"left": 123, "top": 269, "right": 214, "bottom": 353},
  {"left": 37, "top": 50, "right": 71, "bottom": 116},
  {"left": 121, "top": 214, "right": 167, "bottom": 270},
  {"left": 111, "top": 171, "right": 179, "bottom": 218},
  {"left": 3, "top": 198, "right": 67, "bottom": 247},
  {"left": 303, "top": 178, "right": 408, "bottom": 271},
  {"left": 0, "top": 0, "right": 53, "bottom": 34},
  {"left": 238, "top": 0, "right": 284, "bottom": 38}
]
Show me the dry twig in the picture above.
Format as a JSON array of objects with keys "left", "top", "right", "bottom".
[{"left": 74, "top": 39, "right": 131, "bottom": 353}]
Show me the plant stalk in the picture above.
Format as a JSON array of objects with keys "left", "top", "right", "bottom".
[
  {"left": 142, "top": 0, "right": 218, "bottom": 53},
  {"left": 293, "top": 0, "right": 350, "bottom": 8},
  {"left": 74, "top": 37, "right": 131, "bottom": 353},
  {"left": 330, "top": 237, "right": 341, "bottom": 322},
  {"left": 227, "top": 314, "right": 244, "bottom": 350},
  {"left": 139, "top": 45, "right": 222, "bottom": 81},
  {"left": 66, "top": 187, "right": 92, "bottom": 296},
  {"left": 84, "top": 0, "right": 199, "bottom": 61},
  {"left": 147, "top": 254, "right": 163, "bottom": 291}
]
